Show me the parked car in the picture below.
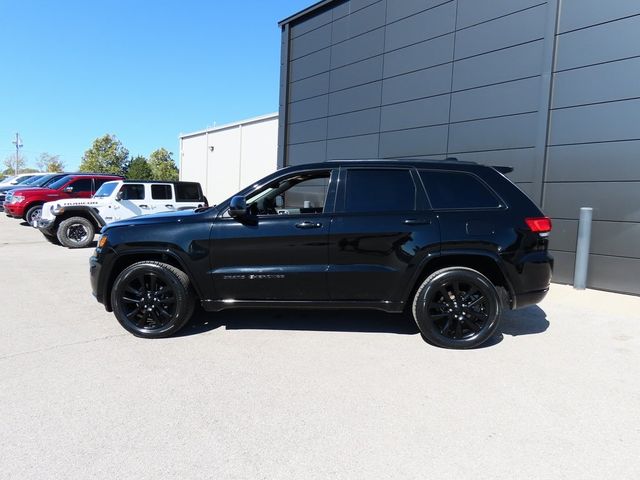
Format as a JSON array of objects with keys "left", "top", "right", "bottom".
[
  {"left": 0, "top": 173, "right": 69, "bottom": 212},
  {"left": 90, "top": 160, "right": 553, "bottom": 348},
  {"left": 0, "top": 173, "right": 40, "bottom": 187},
  {"left": 38, "top": 180, "right": 206, "bottom": 248},
  {"left": 4, "top": 173, "right": 123, "bottom": 224}
]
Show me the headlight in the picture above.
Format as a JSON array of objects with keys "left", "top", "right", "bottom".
[
  {"left": 51, "top": 204, "right": 65, "bottom": 215},
  {"left": 12, "top": 195, "right": 25, "bottom": 204}
]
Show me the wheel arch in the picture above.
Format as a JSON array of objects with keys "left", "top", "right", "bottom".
[
  {"left": 55, "top": 207, "right": 103, "bottom": 230},
  {"left": 103, "top": 250, "right": 202, "bottom": 312},
  {"left": 406, "top": 251, "right": 515, "bottom": 309},
  {"left": 23, "top": 201, "right": 44, "bottom": 220}
]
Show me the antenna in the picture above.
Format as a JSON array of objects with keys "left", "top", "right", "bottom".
[{"left": 11, "top": 133, "right": 23, "bottom": 175}]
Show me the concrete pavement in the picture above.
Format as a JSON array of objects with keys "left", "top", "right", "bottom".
[{"left": 0, "top": 214, "right": 638, "bottom": 479}]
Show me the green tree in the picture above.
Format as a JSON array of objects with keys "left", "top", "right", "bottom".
[
  {"left": 149, "top": 148, "right": 179, "bottom": 181},
  {"left": 127, "top": 155, "right": 153, "bottom": 180},
  {"left": 36, "top": 153, "right": 65, "bottom": 173},
  {"left": 79, "top": 134, "right": 129, "bottom": 175}
]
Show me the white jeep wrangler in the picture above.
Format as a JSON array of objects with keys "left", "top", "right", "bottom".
[{"left": 37, "top": 180, "right": 206, "bottom": 248}]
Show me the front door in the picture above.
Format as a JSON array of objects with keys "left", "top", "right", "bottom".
[
  {"left": 112, "top": 183, "right": 147, "bottom": 220},
  {"left": 210, "top": 169, "right": 335, "bottom": 301}
]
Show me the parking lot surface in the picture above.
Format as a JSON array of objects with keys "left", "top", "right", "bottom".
[{"left": 1, "top": 214, "right": 639, "bottom": 479}]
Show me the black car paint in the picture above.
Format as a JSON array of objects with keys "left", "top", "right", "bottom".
[{"left": 90, "top": 161, "right": 553, "bottom": 314}]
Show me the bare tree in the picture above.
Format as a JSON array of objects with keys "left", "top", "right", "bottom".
[
  {"left": 2, "top": 153, "right": 27, "bottom": 175},
  {"left": 36, "top": 153, "right": 65, "bottom": 173}
]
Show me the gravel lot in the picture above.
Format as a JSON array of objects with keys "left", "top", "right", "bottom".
[{"left": 1, "top": 213, "right": 639, "bottom": 479}]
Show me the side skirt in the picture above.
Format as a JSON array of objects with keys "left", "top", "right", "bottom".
[{"left": 201, "top": 299, "right": 405, "bottom": 314}]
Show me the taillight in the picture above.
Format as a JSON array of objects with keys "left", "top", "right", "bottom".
[{"left": 525, "top": 217, "right": 552, "bottom": 233}]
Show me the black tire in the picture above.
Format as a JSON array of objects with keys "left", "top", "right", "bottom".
[
  {"left": 25, "top": 204, "right": 43, "bottom": 226},
  {"left": 412, "top": 267, "right": 502, "bottom": 349},
  {"left": 111, "top": 261, "right": 195, "bottom": 338},
  {"left": 57, "top": 216, "right": 95, "bottom": 248}
]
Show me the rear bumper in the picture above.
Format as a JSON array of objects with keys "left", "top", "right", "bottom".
[
  {"left": 509, "top": 251, "right": 553, "bottom": 309},
  {"left": 514, "top": 288, "right": 549, "bottom": 309}
]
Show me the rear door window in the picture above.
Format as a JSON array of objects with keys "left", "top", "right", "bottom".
[
  {"left": 344, "top": 169, "right": 416, "bottom": 213},
  {"left": 151, "top": 184, "right": 173, "bottom": 200},
  {"left": 419, "top": 171, "right": 502, "bottom": 209},
  {"left": 68, "top": 178, "right": 93, "bottom": 193}
]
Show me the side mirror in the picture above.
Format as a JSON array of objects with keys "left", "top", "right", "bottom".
[
  {"left": 229, "top": 196, "right": 248, "bottom": 219},
  {"left": 63, "top": 186, "right": 73, "bottom": 193},
  {"left": 115, "top": 191, "right": 123, "bottom": 201}
]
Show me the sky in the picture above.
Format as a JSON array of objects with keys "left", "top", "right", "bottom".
[{"left": 0, "top": 0, "right": 312, "bottom": 171}]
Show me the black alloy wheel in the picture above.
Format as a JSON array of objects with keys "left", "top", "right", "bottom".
[
  {"left": 412, "top": 267, "right": 501, "bottom": 349},
  {"left": 111, "top": 261, "right": 195, "bottom": 338}
]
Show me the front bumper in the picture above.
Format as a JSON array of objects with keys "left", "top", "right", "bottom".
[
  {"left": 36, "top": 217, "right": 56, "bottom": 235},
  {"left": 4, "top": 203, "right": 25, "bottom": 218}
]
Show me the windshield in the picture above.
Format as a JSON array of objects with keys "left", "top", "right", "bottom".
[
  {"left": 94, "top": 182, "right": 119, "bottom": 198},
  {"left": 21, "top": 175, "right": 46, "bottom": 186},
  {"left": 47, "top": 175, "right": 73, "bottom": 190},
  {"left": 14, "top": 175, "right": 35, "bottom": 185}
]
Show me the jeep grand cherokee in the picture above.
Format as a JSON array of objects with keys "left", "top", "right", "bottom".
[{"left": 90, "top": 160, "right": 553, "bottom": 349}]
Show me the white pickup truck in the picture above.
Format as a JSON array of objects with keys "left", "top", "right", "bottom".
[{"left": 37, "top": 180, "right": 206, "bottom": 248}]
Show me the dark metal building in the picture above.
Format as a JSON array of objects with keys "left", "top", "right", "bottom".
[{"left": 277, "top": 0, "right": 640, "bottom": 295}]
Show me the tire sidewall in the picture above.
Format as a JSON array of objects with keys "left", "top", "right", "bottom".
[
  {"left": 413, "top": 268, "right": 501, "bottom": 349},
  {"left": 26, "top": 205, "right": 42, "bottom": 225},
  {"left": 111, "top": 262, "right": 191, "bottom": 338},
  {"left": 57, "top": 217, "right": 95, "bottom": 248}
]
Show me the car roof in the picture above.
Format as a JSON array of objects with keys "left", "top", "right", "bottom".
[{"left": 278, "top": 158, "right": 483, "bottom": 172}]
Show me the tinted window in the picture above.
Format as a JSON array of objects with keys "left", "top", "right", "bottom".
[
  {"left": 119, "top": 184, "right": 145, "bottom": 200},
  {"left": 175, "top": 183, "right": 203, "bottom": 202},
  {"left": 47, "top": 175, "right": 73, "bottom": 190},
  {"left": 345, "top": 169, "right": 415, "bottom": 213},
  {"left": 68, "top": 178, "right": 93, "bottom": 193},
  {"left": 420, "top": 171, "right": 501, "bottom": 209},
  {"left": 151, "top": 184, "right": 172, "bottom": 200},
  {"left": 94, "top": 178, "right": 113, "bottom": 191}
]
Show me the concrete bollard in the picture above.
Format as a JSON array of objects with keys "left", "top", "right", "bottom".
[{"left": 573, "top": 207, "right": 593, "bottom": 290}]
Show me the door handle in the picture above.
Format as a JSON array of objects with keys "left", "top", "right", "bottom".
[
  {"left": 295, "top": 221, "right": 322, "bottom": 229},
  {"left": 140, "top": 204, "right": 150, "bottom": 209},
  {"left": 165, "top": 204, "right": 175, "bottom": 209},
  {"left": 403, "top": 218, "right": 432, "bottom": 225}
]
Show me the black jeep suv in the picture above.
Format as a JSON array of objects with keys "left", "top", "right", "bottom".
[{"left": 90, "top": 160, "right": 553, "bottom": 349}]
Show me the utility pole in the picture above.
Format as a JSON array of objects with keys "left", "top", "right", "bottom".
[{"left": 11, "top": 133, "right": 23, "bottom": 175}]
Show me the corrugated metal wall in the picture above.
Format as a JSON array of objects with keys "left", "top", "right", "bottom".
[{"left": 279, "top": 0, "right": 640, "bottom": 295}]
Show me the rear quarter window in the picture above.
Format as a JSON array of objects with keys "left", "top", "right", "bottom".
[
  {"left": 175, "top": 183, "right": 203, "bottom": 202},
  {"left": 420, "top": 170, "right": 502, "bottom": 209}
]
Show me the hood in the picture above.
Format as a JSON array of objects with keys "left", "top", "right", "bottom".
[
  {"left": 12, "top": 187, "right": 58, "bottom": 197},
  {"left": 104, "top": 208, "right": 206, "bottom": 231}
]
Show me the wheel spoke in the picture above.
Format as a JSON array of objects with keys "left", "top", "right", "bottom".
[
  {"left": 149, "top": 275, "right": 157, "bottom": 292},
  {"left": 135, "top": 312, "right": 148, "bottom": 326},
  {"left": 462, "top": 317, "right": 481, "bottom": 332},
  {"left": 430, "top": 313, "right": 449, "bottom": 319},
  {"left": 126, "top": 307, "right": 140, "bottom": 319},
  {"left": 455, "top": 320, "right": 462, "bottom": 339},
  {"left": 467, "top": 296, "right": 486, "bottom": 308},
  {"left": 122, "top": 296, "right": 140, "bottom": 304},
  {"left": 440, "top": 318, "right": 451, "bottom": 335},
  {"left": 160, "top": 296, "right": 175, "bottom": 305},
  {"left": 469, "top": 310, "right": 489, "bottom": 321},
  {"left": 430, "top": 302, "right": 449, "bottom": 310},
  {"left": 125, "top": 286, "right": 142, "bottom": 297}
]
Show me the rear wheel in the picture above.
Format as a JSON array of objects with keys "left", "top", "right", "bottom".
[
  {"left": 110, "top": 261, "right": 195, "bottom": 338},
  {"left": 25, "top": 204, "right": 43, "bottom": 226},
  {"left": 412, "top": 267, "right": 501, "bottom": 349},
  {"left": 57, "top": 216, "right": 96, "bottom": 248}
]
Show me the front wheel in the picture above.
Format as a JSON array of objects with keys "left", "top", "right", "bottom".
[
  {"left": 57, "top": 216, "right": 96, "bottom": 248},
  {"left": 412, "top": 267, "right": 502, "bottom": 349},
  {"left": 25, "top": 204, "right": 43, "bottom": 226},
  {"left": 111, "top": 261, "right": 195, "bottom": 338}
]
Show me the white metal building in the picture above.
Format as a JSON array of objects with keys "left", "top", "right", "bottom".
[{"left": 179, "top": 113, "right": 278, "bottom": 204}]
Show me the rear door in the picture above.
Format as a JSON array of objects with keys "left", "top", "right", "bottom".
[
  {"left": 328, "top": 167, "right": 440, "bottom": 302},
  {"left": 62, "top": 178, "right": 93, "bottom": 199},
  {"left": 149, "top": 184, "right": 175, "bottom": 212}
]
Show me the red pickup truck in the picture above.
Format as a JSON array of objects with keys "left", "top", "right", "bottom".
[{"left": 4, "top": 173, "right": 123, "bottom": 224}]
